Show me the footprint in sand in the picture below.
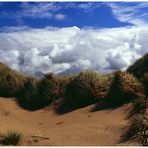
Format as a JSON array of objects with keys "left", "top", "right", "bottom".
[{"left": 56, "top": 121, "right": 63, "bottom": 125}]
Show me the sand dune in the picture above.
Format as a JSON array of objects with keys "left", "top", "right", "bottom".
[{"left": 0, "top": 97, "right": 139, "bottom": 146}]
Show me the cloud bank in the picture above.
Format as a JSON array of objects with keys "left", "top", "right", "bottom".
[{"left": 0, "top": 26, "right": 147, "bottom": 76}]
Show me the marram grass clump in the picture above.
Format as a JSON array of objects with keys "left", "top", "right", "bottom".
[
  {"left": 127, "top": 53, "right": 148, "bottom": 79},
  {"left": 0, "top": 63, "right": 26, "bottom": 97},
  {"left": 38, "top": 73, "right": 63, "bottom": 104},
  {"left": 16, "top": 76, "right": 41, "bottom": 109},
  {"left": 106, "top": 71, "right": 145, "bottom": 107},
  {"left": 57, "top": 70, "right": 113, "bottom": 113},
  {"left": 122, "top": 113, "right": 148, "bottom": 146},
  {"left": 0, "top": 130, "right": 22, "bottom": 145},
  {"left": 38, "top": 73, "right": 74, "bottom": 106},
  {"left": 142, "top": 72, "right": 148, "bottom": 97}
]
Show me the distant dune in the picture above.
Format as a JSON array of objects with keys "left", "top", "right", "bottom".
[{"left": 0, "top": 97, "right": 139, "bottom": 146}]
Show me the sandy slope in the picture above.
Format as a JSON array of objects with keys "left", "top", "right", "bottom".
[{"left": 0, "top": 97, "right": 139, "bottom": 146}]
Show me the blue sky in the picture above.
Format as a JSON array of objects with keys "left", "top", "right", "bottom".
[
  {"left": 0, "top": 2, "right": 146, "bottom": 29},
  {"left": 0, "top": 2, "right": 148, "bottom": 76}
]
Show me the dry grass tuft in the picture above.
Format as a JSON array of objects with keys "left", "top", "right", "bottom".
[
  {"left": 56, "top": 70, "right": 113, "bottom": 113},
  {"left": 121, "top": 113, "right": 148, "bottom": 146},
  {"left": 0, "top": 130, "right": 22, "bottom": 145},
  {"left": 0, "top": 63, "right": 26, "bottom": 97},
  {"left": 127, "top": 53, "right": 148, "bottom": 79},
  {"left": 106, "top": 71, "right": 145, "bottom": 107}
]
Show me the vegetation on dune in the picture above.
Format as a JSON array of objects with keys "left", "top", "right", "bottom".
[
  {"left": 106, "top": 71, "right": 145, "bottom": 109},
  {"left": 122, "top": 113, "right": 148, "bottom": 146},
  {"left": 52, "top": 75, "right": 74, "bottom": 105},
  {"left": 142, "top": 72, "right": 148, "bottom": 97},
  {"left": 0, "top": 67, "right": 73, "bottom": 110},
  {"left": 0, "top": 63, "right": 26, "bottom": 97},
  {"left": 0, "top": 130, "right": 22, "bottom": 145},
  {"left": 22, "top": 77, "right": 39, "bottom": 100},
  {"left": 16, "top": 76, "right": 41, "bottom": 109},
  {"left": 16, "top": 73, "right": 69, "bottom": 110},
  {"left": 0, "top": 53, "right": 148, "bottom": 145},
  {"left": 126, "top": 53, "right": 148, "bottom": 109},
  {"left": 124, "top": 53, "right": 148, "bottom": 145},
  {"left": 127, "top": 53, "right": 148, "bottom": 79},
  {"left": 38, "top": 73, "right": 73, "bottom": 106},
  {"left": 57, "top": 70, "right": 113, "bottom": 113},
  {"left": 37, "top": 73, "right": 55, "bottom": 104}
]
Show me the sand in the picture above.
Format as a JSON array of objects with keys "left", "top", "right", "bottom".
[{"left": 0, "top": 97, "right": 139, "bottom": 146}]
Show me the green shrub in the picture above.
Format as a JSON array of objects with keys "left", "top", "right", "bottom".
[
  {"left": 106, "top": 71, "right": 145, "bottom": 106},
  {"left": 58, "top": 70, "right": 113, "bottom": 112},
  {"left": 1, "top": 130, "right": 22, "bottom": 145},
  {"left": 0, "top": 63, "right": 25, "bottom": 97}
]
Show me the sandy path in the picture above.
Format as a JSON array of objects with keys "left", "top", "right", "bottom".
[{"left": 0, "top": 97, "right": 139, "bottom": 146}]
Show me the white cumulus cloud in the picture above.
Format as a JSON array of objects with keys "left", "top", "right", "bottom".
[{"left": 0, "top": 26, "right": 147, "bottom": 76}]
